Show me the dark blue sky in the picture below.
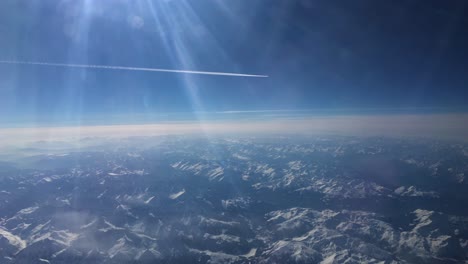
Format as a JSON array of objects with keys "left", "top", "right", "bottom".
[{"left": 1, "top": 0, "right": 467, "bottom": 126}]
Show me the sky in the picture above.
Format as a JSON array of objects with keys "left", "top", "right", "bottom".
[{"left": 0, "top": 0, "right": 468, "bottom": 127}]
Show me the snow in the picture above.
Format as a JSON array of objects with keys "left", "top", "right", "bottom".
[
  {"left": 171, "top": 161, "right": 209, "bottom": 175},
  {"left": 31, "top": 230, "right": 78, "bottom": 246},
  {"left": 413, "top": 209, "right": 434, "bottom": 233},
  {"left": 80, "top": 219, "right": 97, "bottom": 229},
  {"left": 320, "top": 253, "right": 336, "bottom": 264},
  {"left": 144, "top": 196, "right": 155, "bottom": 204},
  {"left": 232, "top": 153, "right": 250, "bottom": 160},
  {"left": 52, "top": 248, "right": 67, "bottom": 258},
  {"left": 97, "top": 190, "right": 107, "bottom": 199},
  {"left": 108, "top": 235, "right": 132, "bottom": 258},
  {"left": 456, "top": 173, "right": 465, "bottom": 183},
  {"left": 135, "top": 248, "right": 161, "bottom": 260},
  {"left": 263, "top": 240, "right": 321, "bottom": 263},
  {"left": 222, "top": 197, "right": 251, "bottom": 210},
  {"left": 288, "top": 160, "right": 303, "bottom": 170},
  {"left": 243, "top": 248, "right": 257, "bottom": 258},
  {"left": 188, "top": 248, "right": 241, "bottom": 263},
  {"left": 255, "top": 164, "right": 276, "bottom": 178},
  {"left": 127, "top": 153, "right": 141, "bottom": 158},
  {"left": 0, "top": 227, "right": 27, "bottom": 250},
  {"left": 17, "top": 206, "right": 39, "bottom": 215},
  {"left": 169, "top": 189, "right": 185, "bottom": 199},
  {"left": 394, "top": 186, "right": 438, "bottom": 198},
  {"left": 133, "top": 169, "right": 147, "bottom": 175},
  {"left": 31, "top": 220, "right": 51, "bottom": 234},
  {"left": 199, "top": 217, "right": 240, "bottom": 228},
  {"left": 207, "top": 167, "right": 224, "bottom": 181},
  {"left": 203, "top": 233, "right": 240, "bottom": 243},
  {"left": 100, "top": 220, "right": 125, "bottom": 232},
  {"left": 42, "top": 177, "right": 52, "bottom": 182},
  {"left": 429, "top": 235, "right": 452, "bottom": 252}
]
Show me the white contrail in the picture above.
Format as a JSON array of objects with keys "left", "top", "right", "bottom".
[{"left": 0, "top": 60, "right": 268, "bottom": 78}]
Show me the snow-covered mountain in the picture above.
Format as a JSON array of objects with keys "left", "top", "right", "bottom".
[{"left": 0, "top": 136, "right": 467, "bottom": 263}]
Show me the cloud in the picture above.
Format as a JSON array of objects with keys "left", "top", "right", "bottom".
[{"left": 1, "top": 114, "right": 467, "bottom": 149}]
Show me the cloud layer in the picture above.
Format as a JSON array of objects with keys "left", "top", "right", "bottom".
[{"left": 1, "top": 114, "right": 467, "bottom": 148}]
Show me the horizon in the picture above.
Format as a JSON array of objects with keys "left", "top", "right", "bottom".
[{"left": 1, "top": 113, "right": 468, "bottom": 150}]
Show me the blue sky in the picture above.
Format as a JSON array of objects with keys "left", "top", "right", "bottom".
[{"left": 0, "top": 0, "right": 467, "bottom": 126}]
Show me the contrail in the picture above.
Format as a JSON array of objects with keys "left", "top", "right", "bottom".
[{"left": 0, "top": 60, "right": 268, "bottom": 78}]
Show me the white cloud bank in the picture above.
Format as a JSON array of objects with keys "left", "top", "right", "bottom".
[{"left": 1, "top": 114, "right": 467, "bottom": 147}]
